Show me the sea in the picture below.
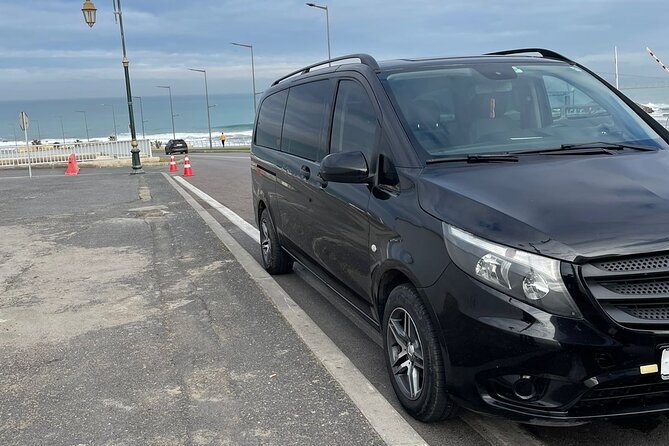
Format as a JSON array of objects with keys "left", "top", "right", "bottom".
[
  {"left": 1, "top": 89, "right": 669, "bottom": 147},
  {"left": 0, "top": 93, "right": 255, "bottom": 147}
]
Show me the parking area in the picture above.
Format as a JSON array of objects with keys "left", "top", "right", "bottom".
[
  {"left": 0, "top": 170, "right": 384, "bottom": 445},
  {"left": 3, "top": 162, "right": 669, "bottom": 446}
]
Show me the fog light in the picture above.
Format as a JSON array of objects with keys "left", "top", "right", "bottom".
[
  {"left": 512, "top": 376, "right": 537, "bottom": 401},
  {"left": 522, "top": 272, "right": 550, "bottom": 300}
]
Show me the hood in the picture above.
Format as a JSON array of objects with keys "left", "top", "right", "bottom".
[{"left": 417, "top": 150, "right": 669, "bottom": 262}]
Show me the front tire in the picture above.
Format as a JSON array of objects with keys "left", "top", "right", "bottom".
[
  {"left": 383, "top": 284, "right": 458, "bottom": 422},
  {"left": 259, "top": 208, "right": 293, "bottom": 275}
]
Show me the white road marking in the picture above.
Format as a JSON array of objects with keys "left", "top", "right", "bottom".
[
  {"left": 173, "top": 176, "right": 259, "bottom": 241},
  {"left": 164, "top": 173, "right": 428, "bottom": 446},
  {"left": 167, "top": 174, "right": 548, "bottom": 446},
  {"left": 461, "top": 413, "right": 547, "bottom": 446}
]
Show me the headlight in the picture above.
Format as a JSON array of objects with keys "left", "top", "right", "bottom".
[{"left": 443, "top": 223, "right": 581, "bottom": 318}]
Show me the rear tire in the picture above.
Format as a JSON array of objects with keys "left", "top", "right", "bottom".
[
  {"left": 383, "top": 284, "right": 458, "bottom": 422},
  {"left": 259, "top": 208, "right": 293, "bottom": 275}
]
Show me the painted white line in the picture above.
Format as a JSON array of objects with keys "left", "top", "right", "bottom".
[
  {"left": 168, "top": 174, "right": 548, "bottom": 446},
  {"left": 173, "top": 176, "right": 259, "bottom": 241},
  {"left": 461, "top": 414, "right": 546, "bottom": 446},
  {"left": 164, "top": 172, "right": 429, "bottom": 446}
]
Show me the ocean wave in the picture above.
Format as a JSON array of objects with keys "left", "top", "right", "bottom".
[{"left": 0, "top": 130, "right": 253, "bottom": 148}]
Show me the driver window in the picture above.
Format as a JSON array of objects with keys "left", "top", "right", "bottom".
[{"left": 330, "top": 80, "right": 378, "bottom": 162}]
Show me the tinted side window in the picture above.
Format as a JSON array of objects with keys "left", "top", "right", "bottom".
[
  {"left": 330, "top": 80, "right": 378, "bottom": 161},
  {"left": 255, "top": 90, "right": 288, "bottom": 149},
  {"left": 281, "top": 80, "right": 332, "bottom": 161}
]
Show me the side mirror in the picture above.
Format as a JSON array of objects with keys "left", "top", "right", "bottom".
[{"left": 319, "top": 151, "right": 371, "bottom": 184}]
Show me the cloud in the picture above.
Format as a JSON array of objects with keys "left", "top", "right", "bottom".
[{"left": 0, "top": 0, "right": 668, "bottom": 100}]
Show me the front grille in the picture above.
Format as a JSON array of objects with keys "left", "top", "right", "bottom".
[
  {"left": 595, "top": 254, "right": 669, "bottom": 273},
  {"left": 619, "top": 304, "right": 669, "bottom": 320},
  {"left": 572, "top": 376, "right": 669, "bottom": 416},
  {"left": 582, "top": 252, "right": 669, "bottom": 329},
  {"left": 602, "top": 280, "right": 669, "bottom": 296}
]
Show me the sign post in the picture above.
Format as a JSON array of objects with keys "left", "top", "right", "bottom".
[
  {"left": 18, "top": 112, "right": 31, "bottom": 178},
  {"left": 19, "top": 112, "right": 33, "bottom": 178}
]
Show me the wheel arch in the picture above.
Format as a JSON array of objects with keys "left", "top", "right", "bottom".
[
  {"left": 374, "top": 264, "right": 447, "bottom": 351},
  {"left": 375, "top": 265, "right": 423, "bottom": 323}
]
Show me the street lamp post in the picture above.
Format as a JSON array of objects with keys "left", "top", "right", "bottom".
[
  {"left": 306, "top": 3, "right": 331, "bottom": 63},
  {"left": 133, "top": 96, "right": 147, "bottom": 139},
  {"left": 76, "top": 110, "right": 90, "bottom": 142},
  {"left": 231, "top": 42, "right": 257, "bottom": 116},
  {"left": 102, "top": 104, "right": 118, "bottom": 140},
  {"left": 57, "top": 115, "right": 66, "bottom": 143},
  {"left": 156, "top": 86, "right": 176, "bottom": 140},
  {"left": 188, "top": 68, "right": 213, "bottom": 149},
  {"left": 82, "top": 0, "right": 143, "bottom": 173},
  {"left": 8, "top": 124, "right": 17, "bottom": 146},
  {"left": 34, "top": 120, "right": 41, "bottom": 141}
]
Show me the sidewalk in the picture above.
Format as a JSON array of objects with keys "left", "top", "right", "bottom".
[{"left": 0, "top": 170, "right": 382, "bottom": 445}]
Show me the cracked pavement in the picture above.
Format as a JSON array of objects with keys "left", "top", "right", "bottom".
[{"left": 0, "top": 169, "right": 383, "bottom": 445}]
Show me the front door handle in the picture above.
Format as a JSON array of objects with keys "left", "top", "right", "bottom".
[{"left": 300, "top": 165, "right": 311, "bottom": 180}]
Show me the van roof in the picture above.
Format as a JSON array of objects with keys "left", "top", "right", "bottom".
[
  {"left": 376, "top": 55, "right": 570, "bottom": 71},
  {"left": 266, "top": 49, "right": 574, "bottom": 91}
]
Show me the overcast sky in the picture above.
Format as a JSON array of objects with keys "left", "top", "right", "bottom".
[{"left": 1, "top": 0, "right": 668, "bottom": 101}]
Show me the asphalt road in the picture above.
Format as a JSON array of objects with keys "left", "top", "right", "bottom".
[
  {"left": 181, "top": 152, "right": 669, "bottom": 446},
  {"left": 0, "top": 169, "right": 386, "bottom": 445}
]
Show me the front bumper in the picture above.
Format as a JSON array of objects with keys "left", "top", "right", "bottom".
[{"left": 422, "top": 263, "right": 669, "bottom": 425}]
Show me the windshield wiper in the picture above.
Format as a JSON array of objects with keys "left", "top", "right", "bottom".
[
  {"left": 560, "top": 142, "right": 656, "bottom": 152},
  {"left": 426, "top": 153, "right": 519, "bottom": 164},
  {"left": 518, "top": 141, "right": 656, "bottom": 155}
]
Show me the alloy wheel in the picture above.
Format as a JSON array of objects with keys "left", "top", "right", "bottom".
[
  {"left": 387, "top": 307, "right": 424, "bottom": 400},
  {"left": 261, "top": 220, "right": 271, "bottom": 265}
]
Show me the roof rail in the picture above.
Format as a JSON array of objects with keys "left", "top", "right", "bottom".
[
  {"left": 485, "top": 48, "right": 574, "bottom": 64},
  {"left": 271, "top": 53, "right": 380, "bottom": 87}
]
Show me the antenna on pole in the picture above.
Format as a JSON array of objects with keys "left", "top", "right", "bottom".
[
  {"left": 646, "top": 47, "right": 669, "bottom": 76},
  {"left": 614, "top": 46, "right": 619, "bottom": 89},
  {"left": 113, "top": 0, "right": 119, "bottom": 24}
]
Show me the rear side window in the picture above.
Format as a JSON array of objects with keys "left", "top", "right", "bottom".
[
  {"left": 255, "top": 90, "right": 288, "bottom": 149},
  {"left": 330, "top": 80, "right": 378, "bottom": 161},
  {"left": 281, "top": 80, "right": 333, "bottom": 161}
]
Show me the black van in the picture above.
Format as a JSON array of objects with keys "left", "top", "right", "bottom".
[{"left": 250, "top": 49, "right": 669, "bottom": 424}]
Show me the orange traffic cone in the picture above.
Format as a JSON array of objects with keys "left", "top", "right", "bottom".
[
  {"left": 169, "top": 154, "right": 177, "bottom": 172},
  {"left": 183, "top": 156, "right": 193, "bottom": 176},
  {"left": 65, "top": 153, "right": 80, "bottom": 176}
]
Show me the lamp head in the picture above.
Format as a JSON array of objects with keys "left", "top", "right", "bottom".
[{"left": 82, "top": 0, "right": 97, "bottom": 27}]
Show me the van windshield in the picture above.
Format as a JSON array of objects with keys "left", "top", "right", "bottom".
[{"left": 380, "top": 62, "right": 669, "bottom": 160}]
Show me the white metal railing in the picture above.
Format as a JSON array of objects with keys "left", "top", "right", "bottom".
[
  {"left": 0, "top": 140, "right": 152, "bottom": 167},
  {"left": 187, "top": 138, "right": 250, "bottom": 149}
]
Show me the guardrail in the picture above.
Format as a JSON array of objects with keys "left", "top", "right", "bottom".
[
  {"left": 188, "top": 139, "right": 249, "bottom": 149},
  {"left": 0, "top": 140, "right": 153, "bottom": 167}
]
